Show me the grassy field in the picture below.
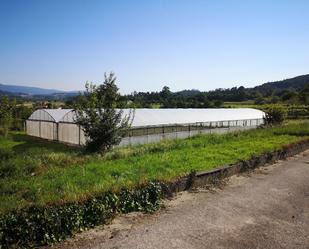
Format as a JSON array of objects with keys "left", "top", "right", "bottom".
[
  {"left": 1, "top": 121, "right": 309, "bottom": 215},
  {"left": 224, "top": 102, "right": 309, "bottom": 119}
]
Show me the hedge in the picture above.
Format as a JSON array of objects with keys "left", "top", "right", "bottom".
[{"left": 0, "top": 182, "right": 163, "bottom": 248}]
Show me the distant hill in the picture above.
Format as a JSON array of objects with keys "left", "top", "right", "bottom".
[
  {"left": 0, "top": 74, "right": 308, "bottom": 101},
  {"left": 0, "top": 83, "right": 80, "bottom": 100},
  {"left": 0, "top": 89, "right": 9, "bottom": 95},
  {"left": 174, "top": 75, "right": 309, "bottom": 97},
  {"left": 254, "top": 74, "right": 309, "bottom": 93},
  {"left": 0, "top": 83, "right": 64, "bottom": 95}
]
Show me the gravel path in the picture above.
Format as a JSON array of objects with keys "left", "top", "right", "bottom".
[{"left": 52, "top": 150, "right": 309, "bottom": 249}]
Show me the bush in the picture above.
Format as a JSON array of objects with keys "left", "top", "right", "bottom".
[
  {"left": 74, "top": 73, "right": 134, "bottom": 153},
  {"left": 263, "top": 105, "right": 287, "bottom": 125},
  {"left": 0, "top": 96, "right": 14, "bottom": 138},
  {"left": 0, "top": 182, "right": 163, "bottom": 248}
]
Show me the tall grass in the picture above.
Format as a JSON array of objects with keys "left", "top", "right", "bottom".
[{"left": 0, "top": 121, "right": 308, "bottom": 214}]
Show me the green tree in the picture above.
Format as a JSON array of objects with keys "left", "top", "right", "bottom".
[
  {"left": 0, "top": 96, "right": 15, "bottom": 137},
  {"left": 160, "top": 86, "right": 171, "bottom": 99},
  {"left": 213, "top": 99, "right": 223, "bottom": 108},
  {"left": 263, "top": 105, "right": 287, "bottom": 125},
  {"left": 12, "top": 104, "right": 33, "bottom": 131},
  {"left": 299, "top": 84, "right": 309, "bottom": 105},
  {"left": 74, "top": 73, "right": 134, "bottom": 153}
]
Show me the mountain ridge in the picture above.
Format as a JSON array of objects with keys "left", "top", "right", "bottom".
[
  {"left": 1, "top": 74, "right": 308, "bottom": 98},
  {"left": 0, "top": 83, "right": 75, "bottom": 95},
  {"left": 253, "top": 74, "right": 309, "bottom": 92}
]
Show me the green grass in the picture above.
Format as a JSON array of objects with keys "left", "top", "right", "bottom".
[
  {"left": 223, "top": 102, "right": 309, "bottom": 119},
  {"left": 1, "top": 121, "right": 309, "bottom": 215}
]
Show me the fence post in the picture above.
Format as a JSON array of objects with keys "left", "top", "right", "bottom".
[
  {"left": 56, "top": 123, "right": 59, "bottom": 141},
  {"left": 78, "top": 125, "right": 81, "bottom": 146}
]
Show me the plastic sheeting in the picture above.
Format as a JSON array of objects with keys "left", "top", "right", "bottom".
[
  {"left": 28, "top": 109, "right": 73, "bottom": 122},
  {"left": 26, "top": 120, "right": 57, "bottom": 140},
  {"left": 26, "top": 108, "right": 265, "bottom": 146},
  {"left": 58, "top": 123, "right": 81, "bottom": 145},
  {"left": 59, "top": 108, "right": 265, "bottom": 127}
]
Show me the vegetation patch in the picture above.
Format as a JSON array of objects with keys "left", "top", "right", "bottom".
[
  {"left": 224, "top": 103, "right": 309, "bottom": 120},
  {"left": 0, "top": 121, "right": 309, "bottom": 247},
  {"left": 0, "top": 182, "right": 163, "bottom": 248}
]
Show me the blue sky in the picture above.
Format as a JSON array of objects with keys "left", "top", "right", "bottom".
[{"left": 1, "top": 0, "right": 309, "bottom": 94}]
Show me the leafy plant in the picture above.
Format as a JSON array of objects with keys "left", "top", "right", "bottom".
[
  {"left": 0, "top": 182, "right": 163, "bottom": 248},
  {"left": 74, "top": 72, "right": 134, "bottom": 153},
  {"left": 0, "top": 97, "right": 15, "bottom": 138},
  {"left": 263, "top": 105, "right": 287, "bottom": 125}
]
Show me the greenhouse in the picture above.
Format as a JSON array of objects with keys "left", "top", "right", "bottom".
[{"left": 26, "top": 108, "right": 265, "bottom": 146}]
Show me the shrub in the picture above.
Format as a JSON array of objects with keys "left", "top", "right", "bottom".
[
  {"left": 74, "top": 73, "right": 134, "bottom": 153},
  {"left": 0, "top": 182, "right": 163, "bottom": 248},
  {"left": 0, "top": 97, "right": 15, "bottom": 138},
  {"left": 263, "top": 105, "right": 287, "bottom": 125}
]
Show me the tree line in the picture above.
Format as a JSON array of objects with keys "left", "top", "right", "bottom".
[{"left": 120, "top": 83, "right": 309, "bottom": 108}]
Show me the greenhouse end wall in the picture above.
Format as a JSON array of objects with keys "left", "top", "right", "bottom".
[
  {"left": 26, "top": 120, "right": 40, "bottom": 137},
  {"left": 58, "top": 123, "right": 81, "bottom": 145},
  {"left": 26, "top": 120, "right": 57, "bottom": 140}
]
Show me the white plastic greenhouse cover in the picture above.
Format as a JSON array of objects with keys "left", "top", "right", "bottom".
[
  {"left": 28, "top": 109, "right": 73, "bottom": 122},
  {"left": 58, "top": 108, "right": 265, "bottom": 127}
]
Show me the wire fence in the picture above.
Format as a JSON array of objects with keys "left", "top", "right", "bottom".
[
  {"left": 126, "top": 118, "right": 263, "bottom": 137},
  {"left": 120, "top": 118, "right": 264, "bottom": 146}
]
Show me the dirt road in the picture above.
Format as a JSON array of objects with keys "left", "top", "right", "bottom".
[{"left": 54, "top": 151, "right": 309, "bottom": 249}]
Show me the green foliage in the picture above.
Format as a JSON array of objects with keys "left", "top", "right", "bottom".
[
  {"left": 1, "top": 122, "right": 309, "bottom": 216},
  {"left": 263, "top": 105, "right": 287, "bottom": 125},
  {"left": 0, "top": 96, "right": 15, "bottom": 137},
  {"left": 11, "top": 105, "right": 33, "bottom": 131},
  {"left": 74, "top": 73, "right": 134, "bottom": 153},
  {"left": 299, "top": 84, "right": 309, "bottom": 105},
  {"left": 224, "top": 102, "right": 309, "bottom": 119},
  {"left": 1, "top": 122, "right": 309, "bottom": 247},
  {"left": 0, "top": 97, "right": 33, "bottom": 135},
  {"left": 273, "top": 121, "right": 309, "bottom": 136},
  {"left": 124, "top": 76, "right": 309, "bottom": 108},
  {"left": 0, "top": 182, "right": 163, "bottom": 248}
]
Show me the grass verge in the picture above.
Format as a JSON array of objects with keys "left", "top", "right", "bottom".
[
  {"left": 0, "top": 121, "right": 309, "bottom": 247},
  {"left": 1, "top": 121, "right": 309, "bottom": 215}
]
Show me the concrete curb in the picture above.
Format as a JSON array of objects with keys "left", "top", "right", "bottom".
[{"left": 163, "top": 139, "right": 309, "bottom": 196}]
